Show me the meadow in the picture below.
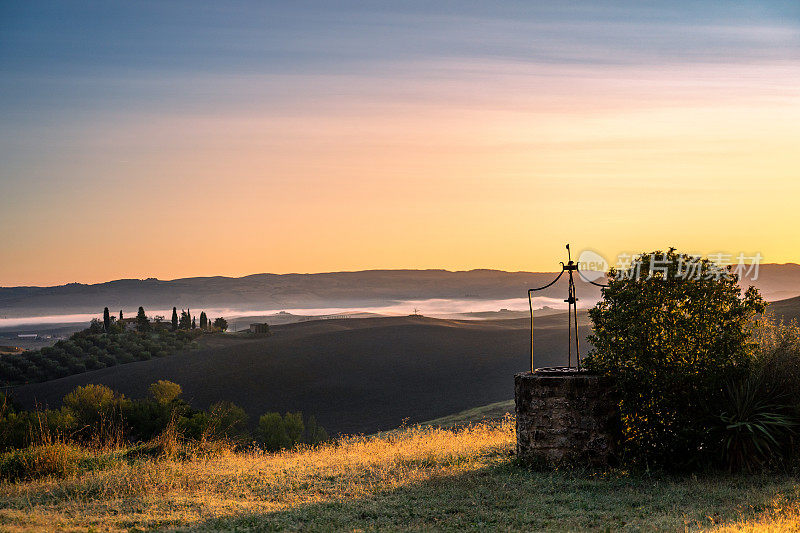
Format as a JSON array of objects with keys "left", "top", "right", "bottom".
[{"left": 1, "top": 415, "right": 799, "bottom": 532}]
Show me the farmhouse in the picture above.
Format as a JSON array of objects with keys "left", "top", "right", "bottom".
[{"left": 249, "top": 323, "right": 270, "bottom": 335}]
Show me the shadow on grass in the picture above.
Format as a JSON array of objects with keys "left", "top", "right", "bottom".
[{"left": 179, "top": 460, "right": 800, "bottom": 532}]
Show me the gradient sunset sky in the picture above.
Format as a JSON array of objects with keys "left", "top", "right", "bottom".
[{"left": 1, "top": 1, "right": 799, "bottom": 286}]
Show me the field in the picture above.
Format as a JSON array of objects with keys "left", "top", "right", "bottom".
[
  {"left": 1, "top": 415, "right": 799, "bottom": 531},
  {"left": 11, "top": 314, "right": 591, "bottom": 435}
]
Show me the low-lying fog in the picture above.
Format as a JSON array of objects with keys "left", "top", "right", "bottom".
[{"left": 0, "top": 296, "right": 600, "bottom": 331}]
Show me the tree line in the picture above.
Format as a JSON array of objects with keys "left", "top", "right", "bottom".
[
  {"left": 0, "top": 380, "right": 327, "bottom": 463},
  {"left": 102, "top": 306, "right": 227, "bottom": 333}
]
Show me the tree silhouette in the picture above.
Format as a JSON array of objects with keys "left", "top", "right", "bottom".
[
  {"left": 179, "top": 310, "right": 191, "bottom": 330},
  {"left": 103, "top": 307, "right": 110, "bottom": 332},
  {"left": 136, "top": 306, "right": 150, "bottom": 332},
  {"left": 171, "top": 307, "right": 178, "bottom": 331}
]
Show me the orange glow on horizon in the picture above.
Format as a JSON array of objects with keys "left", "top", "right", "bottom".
[{"left": 2, "top": 63, "right": 799, "bottom": 286}]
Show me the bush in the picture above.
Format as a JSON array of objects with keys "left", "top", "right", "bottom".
[
  {"left": 62, "top": 384, "right": 124, "bottom": 445},
  {"left": 149, "top": 380, "right": 182, "bottom": 404},
  {"left": 712, "top": 316, "right": 800, "bottom": 471},
  {"left": 305, "top": 415, "right": 328, "bottom": 445},
  {"left": 123, "top": 399, "right": 174, "bottom": 442},
  {"left": 585, "top": 249, "right": 765, "bottom": 468},
  {"left": 752, "top": 315, "right": 800, "bottom": 403},
  {"left": 206, "top": 401, "right": 248, "bottom": 440},
  {"left": 0, "top": 443, "right": 87, "bottom": 480},
  {"left": 257, "top": 411, "right": 327, "bottom": 451},
  {"left": 1, "top": 379, "right": 326, "bottom": 483},
  {"left": 180, "top": 401, "right": 249, "bottom": 442},
  {"left": 258, "top": 412, "right": 290, "bottom": 451},
  {"left": 717, "top": 369, "right": 795, "bottom": 472},
  {"left": 283, "top": 411, "right": 305, "bottom": 445}
]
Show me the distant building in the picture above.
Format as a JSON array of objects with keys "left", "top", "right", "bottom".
[
  {"left": 17, "top": 333, "right": 38, "bottom": 339},
  {"left": 249, "top": 323, "right": 271, "bottom": 335},
  {"left": 120, "top": 318, "right": 139, "bottom": 331},
  {"left": 151, "top": 320, "right": 171, "bottom": 331}
]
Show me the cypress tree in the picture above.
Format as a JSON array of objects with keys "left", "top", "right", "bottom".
[
  {"left": 136, "top": 306, "right": 150, "bottom": 332},
  {"left": 199, "top": 311, "right": 207, "bottom": 329},
  {"left": 119, "top": 310, "right": 123, "bottom": 322},
  {"left": 192, "top": 316, "right": 196, "bottom": 329},
  {"left": 179, "top": 310, "right": 191, "bottom": 330},
  {"left": 103, "top": 307, "right": 110, "bottom": 332},
  {"left": 171, "top": 307, "right": 178, "bottom": 331}
]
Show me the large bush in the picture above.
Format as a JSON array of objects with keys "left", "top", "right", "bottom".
[
  {"left": 257, "top": 411, "right": 328, "bottom": 451},
  {"left": 584, "top": 249, "right": 765, "bottom": 468}
]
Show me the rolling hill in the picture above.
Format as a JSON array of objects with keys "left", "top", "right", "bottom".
[
  {"left": 2, "top": 263, "right": 797, "bottom": 319},
  {"left": 0, "top": 270, "right": 594, "bottom": 318},
  {"left": 769, "top": 295, "right": 800, "bottom": 323},
  {"left": 11, "top": 314, "right": 589, "bottom": 436}
]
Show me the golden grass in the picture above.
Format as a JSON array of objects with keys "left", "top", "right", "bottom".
[
  {"left": 708, "top": 496, "right": 800, "bottom": 532},
  {"left": 1, "top": 416, "right": 800, "bottom": 531},
  {"left": 0, "top": 419, "right": 514, "bottom": 531}
]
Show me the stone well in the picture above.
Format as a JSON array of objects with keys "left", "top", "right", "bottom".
[{"left": 515, "top": 369, "right": 619, "bottom": 466}]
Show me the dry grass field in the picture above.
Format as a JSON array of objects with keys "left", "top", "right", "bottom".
[{"left": 1, "top": 416, "right": 800, "bottom": 532}]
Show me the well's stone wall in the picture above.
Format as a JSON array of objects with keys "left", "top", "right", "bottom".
[{"left": 515, "top": 371, "right": 618, "bottom": 466}]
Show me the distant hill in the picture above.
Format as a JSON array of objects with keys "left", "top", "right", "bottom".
[
  {"left": 0, "top": 270, "right": 599, "bottom": 318},
  {"left": 745, "top": 263, "right": 800, "bottom": 301},
  {"left": 769, "top": 295, "right": 800, "bottom": 323},
  {"left": 2, "top": 264, "right": 797, "bottom": 318},
  {"left": 11, "top": 314, "right": 589, "bottom": 435}
]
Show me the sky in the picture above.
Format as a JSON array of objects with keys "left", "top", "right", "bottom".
[{"left": 1, "top": 1, "right": 799, "bottom": 286}]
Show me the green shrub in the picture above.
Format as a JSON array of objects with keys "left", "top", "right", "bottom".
[
  {"left": 753, "top": 316, "right": 800, "bottom": 400},
  {"left": 122, "top": 399, "right": 175, "bottom": 442},
  {"left": 283, "top": 412, "right": 305, "bottom": 445},
  {"left": 305, "top": 415, "right": 328, "bottom": 445},
  {"left": 714, "top": 315, "right": 800, "bottom": 471},
  {"left": 62, "top": 384, "right": 124, "bottom": 445},
  {"left": 117, "top": 352, "right": 135, "bottom": 364},
  {"left": 206, "top": 401, "right": 248, "bottom": 440},
  {"left": 258, "top": 412, "right": 289, "bottom": 451},
  {"left": 149, "top": 380, "right": 182, "bottom": 404},
  {"left": 717, "top": 370, "right": 795, "bottom": 472},
  {"left": 257, "top": 411, "right": 327, "bottom": 451},
  {"left": 0, "top": 443, "right": 86, "bottom": 480},
  {"left": 585, "top": 249, "right": 765, "bottom": 468}
]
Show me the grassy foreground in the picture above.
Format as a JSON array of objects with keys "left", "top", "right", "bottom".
[{"left": 1, "top": 417, "right": 800, "bottom": 531}]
